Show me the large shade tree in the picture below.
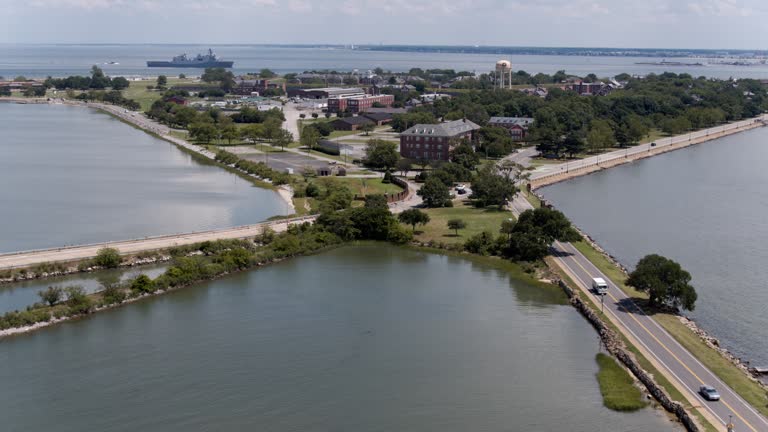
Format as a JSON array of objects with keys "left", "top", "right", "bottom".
[{"left": 626, "top": 254, "right": 697, "bottom": 311}]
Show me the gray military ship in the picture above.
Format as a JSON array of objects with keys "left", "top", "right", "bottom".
[{"left": 147, "top": 49, "right": 234, "bottom": 68}]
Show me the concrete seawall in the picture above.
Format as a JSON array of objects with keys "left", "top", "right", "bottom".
[{"left": 530, "top": 116, "right": 767, "bottom": 189}]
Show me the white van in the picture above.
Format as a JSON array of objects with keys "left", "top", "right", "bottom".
[{"left": 592, "top": 277, "right": 608, "bottom": 295}]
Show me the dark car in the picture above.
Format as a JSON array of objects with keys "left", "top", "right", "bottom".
[{"left": 699, "top": 385, "right": 720, "bottom": 401}]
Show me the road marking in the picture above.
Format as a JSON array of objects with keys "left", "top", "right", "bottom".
[
  {"left": 562, "top": 242, "right": 768, "bottom": 429},
  {"left": 552, "top": 250, "right": 728, "bottom": 426},
  {"left": 561, "top": 245, "right": 759, "bottom": 432}
]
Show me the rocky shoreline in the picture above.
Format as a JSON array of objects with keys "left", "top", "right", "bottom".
[
  {"left": 0, "top": 254, "right": 172, "bottom": 285},
  {"left": 551, "top": 196, "right": 768, "bottom": 387}
]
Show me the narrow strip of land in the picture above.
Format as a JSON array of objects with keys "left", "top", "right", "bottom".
[
  {"left": 511, "top": 194, "right": 768, "bottom": 432},
  {"left": 0, "top": 216, "right": 317, "bottom": 270},
  {"left": 530, "top": 115, "right": 768, "bottom": 188}
]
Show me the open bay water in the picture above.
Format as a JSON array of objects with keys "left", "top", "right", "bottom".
[
  {"left": 539, "top": 127, "right": 768, "bottom": 368},
  {"left": 3, "top": 44, "right": 768, "bottom": 79},
  {"left": 0, "top": 102, "right": 291, "bottom": 253},
  {"left": 0, "top": 244, "right": 676, "bottom": 431}
]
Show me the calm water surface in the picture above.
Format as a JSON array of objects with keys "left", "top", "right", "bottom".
[
  {"left": 3, "top": 44, "right": 768, "bottom": 79},
  {"left": 0, "top": 245, "right": 676, "bottom": 431},
  {"left": 540, "top": 127, "right": 768, "bottom": 367},
  {"left": 0, "top": 102, "right": 291, "bottom": 252}
]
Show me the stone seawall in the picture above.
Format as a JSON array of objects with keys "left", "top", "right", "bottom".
[
  {"left": 558, "top": 280, "right": 701, "bottom": 432},
  {"left": 531, "top": 118, "right": 766, "bottom": 189}
]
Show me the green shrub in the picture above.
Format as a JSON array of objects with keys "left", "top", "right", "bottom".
[
  {"left": 94, "top": 247, "right": 121, "bottom": 268},
  {"left": 101, "top": 284, "right": 127, "bottom": 305},
  {"left": 130, "top": 274, "right": 155, "bottom": 294},
  {"left": 66, "top": 286, "right": 93, "bottom": 315}
]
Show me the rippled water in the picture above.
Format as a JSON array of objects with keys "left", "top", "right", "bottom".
[
  {"left": 2, "top": 44, "right": 768, "bottom": 79},
  {"left": 0, "top": 245, "right": 676, "bottom": 431},
  {"left": 539, "top": 127, "right": 768, "bottom": 367},
  {"left": 0, "top": 103, "right": 291, "bottom": 252}
]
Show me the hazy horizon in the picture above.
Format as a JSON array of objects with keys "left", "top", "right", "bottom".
[{"left": 4, "top": 0, "right": 768, "bottom": 50}]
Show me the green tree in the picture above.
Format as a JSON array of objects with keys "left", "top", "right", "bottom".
[
  {"left": 240, "top": 123, "right": 264, "bottom": 144},
  {"left": 111, "top": 76, "right": 130, "bottom": 90},
  {"left": 189, "top": 123, "right": 218, "bottom": 144},
  {"left": 94, "top": 247, "right": 121, "bottom": 268},
  {"left": 300, "top": 125, "right": 320, "bottom": 152},
  {"left": 360, "top": 122, "right": 375, "bottom": 136},
  {"left": 259, "top": 68, "right": 276, "bottom": 78},
  {"left": 38, "top": 286, "right": 64, "bottom": 306},
  {"left": 626, "top": 254, "right": 698, "bottom": 311},
  {"left": 563, "top": 132, "right": 586, "bottom": 158},
  {"left": 449, "top": 141, "right": 480, "bottom": 170},
  {"left": 417, "top": 176, "right": 451, "bottom": 208},
  {"left": 262, "top": 117, "right": 283, "bottom": 141},
  {"left": 471, "top": 163, "right": 517, "bottom": 208},
  {"left": 364, "top": 139, "right": 399, "bottom": 170},
  {"left": 364, "top": 194, "right": 389, "bottom": 210},
  {"left": 587, "top": 119, "right": 615, "bottom": 152},
  {"left": 396, "top": 158, "right": 412, "bottom": 176},
  {"left": 447, "top": 219, "right": 467, "bottom": 236},
  {"left": 398, "top": 209, "right": 431, "bottom": 233},
  {"left": 156, "top": 75, "right": 168, "bottom": 88},
  {"left": 219, "top": 124, "right": 239, "bottom": 145},
  {"left": 273, "top": 129, "right": 294, "bottom": 151}
]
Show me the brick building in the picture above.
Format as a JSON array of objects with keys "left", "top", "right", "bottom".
[
  {"left": 487, "top": 117, "right": 534, "bottom": 141},
  {"left": 399, "top": 119, "right": 480, "bottom": 161},
  {"left": 231, "top": 79, "right": 286, "bottom": 95},
  {"left": 327, "top": 94, "right": 394, "bottom": 113}
]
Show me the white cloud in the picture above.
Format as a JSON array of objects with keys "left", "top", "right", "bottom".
[{"left": 288, "top": 0, "right": 312, "bottom": 13}]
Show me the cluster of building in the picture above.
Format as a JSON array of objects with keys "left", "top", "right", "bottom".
[
  {"left": 288, "top": 87, "right": 394, "bottom": 114},
  {"left": 231, "top": 78, "right": 286, "bottom": 96}
]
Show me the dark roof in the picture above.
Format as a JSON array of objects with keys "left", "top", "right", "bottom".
[
  {"left": 488, "top": 117, "right": 534, "bottom": 127},
  {"left": 332, "top": 116, "right": 375, "bottom": 126},
  {"left": 401, "top": 119, "right": 480, "bottom": 137},
  {"left": 363, "top": 107, "right": 409, "bottom": 114},
  {"left": 362, "top": 112, "right": 393, "bottom": 122}
]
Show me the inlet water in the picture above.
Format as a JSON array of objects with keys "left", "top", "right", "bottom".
[
  {"left": 0, "top": 245, "right": 675, "bottom": 431},
  {"left": 0, "top": 102, "right": 291, "bottom": 253}
]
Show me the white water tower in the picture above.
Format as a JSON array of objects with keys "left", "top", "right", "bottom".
[{"left": 495, "top": 60, "right": 512, "bottom": 90}]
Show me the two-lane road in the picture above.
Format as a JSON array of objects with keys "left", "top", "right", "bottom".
[{"left": 553, "top": 240, "right": 768, "bottom": 432}]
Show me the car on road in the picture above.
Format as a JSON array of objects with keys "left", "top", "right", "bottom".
[{"left": 699, "top": 385, "right": 720, "bottom": 401}]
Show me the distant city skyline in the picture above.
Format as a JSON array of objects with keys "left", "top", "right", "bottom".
[{"left": 4, "top": 0, "right": 768, "bottom": 50}]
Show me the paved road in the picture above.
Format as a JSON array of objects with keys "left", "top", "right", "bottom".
[
  {"left": 0, "top": 216, "right": 317, "bottom": 270},
  {"left": 510, "top": 195, "right": 768, "bottom": 432},
  {"left": 530, "top": 116, "right": 768, "bottom": 182}
]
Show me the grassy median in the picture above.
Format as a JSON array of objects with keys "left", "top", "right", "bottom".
[{"left": 596, "top": 353, "right": 648, "bottom": 411}]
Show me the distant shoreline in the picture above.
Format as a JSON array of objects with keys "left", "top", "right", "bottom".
[{"left": 7, "top": 43, "right": 768, "bottom": 58}]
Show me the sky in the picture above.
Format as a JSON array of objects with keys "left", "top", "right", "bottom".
[{"left": 3, "top": 0, "right": 768, "bottom": 50}]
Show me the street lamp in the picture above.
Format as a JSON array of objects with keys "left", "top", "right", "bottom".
[
  {"left": 601, "top": 291, "right": 606, "bottom": 314},
  {"left": 727, "top": 414, "right": 734, "bottom": 432}
]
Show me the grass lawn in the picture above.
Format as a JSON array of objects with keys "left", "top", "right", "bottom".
[
  {"left": 595, "top": 353, "right": 648, "bottom": 411},
  {"left": 413, "top": 200, "right": 512, "bottom": 244},
  {"left": 333, "top": 177, "right": 403, "bottom": 196},
  {"left": 572, "top": 240, "right": 768, "bottom": 419}
]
